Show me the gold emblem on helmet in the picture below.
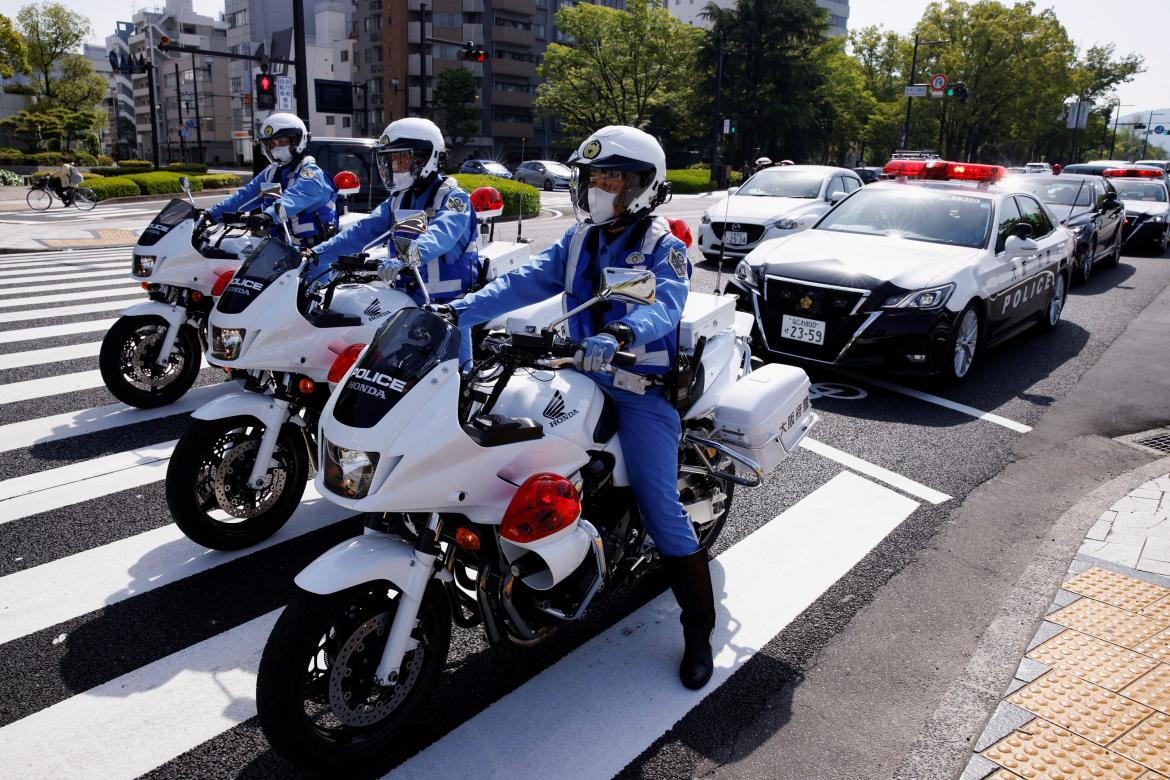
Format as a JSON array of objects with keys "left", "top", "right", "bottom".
[
  {"left": 582, "top": 140, "right": 602, "bottom": 160},
  {"left": 262, "top": 125, "right": 273, "bottom": 137},
  {"left": 798, "top": 295, "right": 813, "bottom": 311},
  {"left": 378, "top": 135, "right": 390, "bottom": 145}
]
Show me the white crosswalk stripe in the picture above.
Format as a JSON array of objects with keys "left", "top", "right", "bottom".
[
  {"left": 0, "top": 301, "right": 131, "bottom": 324},
  {"left": 0, "top": 368, "right": 105, "bottom": 404},
  {"left": 0, "top": 340, "right": 100, "bottom": 370},
  {"left": 0, "top": 277, "right": 131, "bottom": 296},
  {"left": 0, "top": 286, "right": 142, "bottom": 309},
  {"left": 0, "top": 262, "right": 125, "bottom": 280}
]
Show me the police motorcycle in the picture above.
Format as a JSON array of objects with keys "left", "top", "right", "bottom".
[{"left": 254, "top": 268, "right": 817, "bottom": 769}]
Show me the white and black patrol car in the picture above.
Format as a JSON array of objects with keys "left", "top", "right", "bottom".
[
  {"left": 725, "top": 159, "right": 1074, "bottom": 383},
  {"left": 1103, "top": 167, "right": 1169, "bottom": 255}
]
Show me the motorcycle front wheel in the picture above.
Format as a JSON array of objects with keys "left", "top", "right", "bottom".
[
  {"left": 257, "top": 581, "right": 451, "bottom": 770},
  {"left": 165, "top": 415, "right": 308, "bottom": 550},
  {"left": 99, "top": 315, "right": 202, "bottom": 408}
]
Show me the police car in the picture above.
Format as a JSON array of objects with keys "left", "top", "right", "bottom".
[
  {"left": 1103, "top": 167, "right": 1169, "bottom": 255},
  {"left": 725, "top": 159, "right": 1074, "bottom": 383}
]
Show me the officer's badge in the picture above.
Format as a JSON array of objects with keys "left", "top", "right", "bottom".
[
  {"left": 262, "top": 125, "right": 273, "bottom": 137},
  {"left": 425, "top": 208, "right": 436, "bottom": 218},
  {"left": 582, "top": 140, "right": 602, "bottom": 160},
  {"left": 300, "top": 167, "right": 315, "bottom": 179},
  {"left": 667, "top": 248, "right": 688, "bottom": 279},
  {"left": 447, "top": 194, "right": 467, "bottom": 214},
  {"left": 625, "top": 251, "right": 645, "bottom": 266}
]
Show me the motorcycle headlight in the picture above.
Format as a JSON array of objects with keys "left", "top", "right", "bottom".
[
  {"left": 766, "top": 217, "right": 801, "bottom": 230},
  {"left": 701, "top": 213, "right": 711, "bottom": 224},
  {"left": 323, "top": 439, "right": 381, "bottom": 499},
  {"left": 210, "top": 326, "right": 246, "bottom": 360},
  {"left": 884, "top": 283, "right": 955, "bottom": 310},
  {"left": 733, "top": 259, "right": 757, "bottom": 287},
  {"left": 133, "top": 254, "right": 157, "bottom": 276}
]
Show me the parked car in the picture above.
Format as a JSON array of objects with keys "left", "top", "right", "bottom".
[
  {"left": 459, "top": 159, "right": 512, "bottom": 179},
  {"left": 514, "top": 160, "right": 572, "bottom": 190},
  {"left": 1002, "top": 173, "right": 1125, "bottom": 283},
  {"left": 1025, "top": 162, "right": 1052, "bottom": 174},
  {"left": 1135, "top": 159, "right": 1170, "bottom": 174},
  {"left": 1104, "top": 167, "right": 1169, "bottom": 255},
  {"left": 1005, "top": 166, "right": 1028, "bottom": 175},
  {"left": 304, "top": 136, "right": 388, "bottom": 213},
  {"left": 853, "top": 167, "right": 885, "bottom": 184},
  {"left": 697, "top": 165, "right": 864, "bottom": 262},
  {"left": 1062, "top": 160, "right": 1138, "bottom": 176}
]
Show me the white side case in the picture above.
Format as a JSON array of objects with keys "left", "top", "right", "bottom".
[{"left": 712, "top": 363, "right": 815, "bottom": 474}]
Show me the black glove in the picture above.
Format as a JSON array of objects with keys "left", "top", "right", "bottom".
[
  {"left": 424, "top": 303, "right": 458, "bottom": 324},
  {"left": 245, "top": 212, "right": 274, "bottom": 231},
  {"left": 602, "top": 321, "right": 635, "bottom": 349}
]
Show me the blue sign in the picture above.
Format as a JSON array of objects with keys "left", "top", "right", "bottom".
[
  {"left": 1156, "top": 125, "right": 1166, "bottom": 135},
  {"left": 186, "top": 119, "right": 196, "bottom": 129}
]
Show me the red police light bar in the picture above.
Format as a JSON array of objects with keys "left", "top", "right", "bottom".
[
  {"left": 882, "top": 159, "right": 1006, "bottom": 183},
  {"left": 1102, "top": 167, "right": 1165, "bottom": 179}
]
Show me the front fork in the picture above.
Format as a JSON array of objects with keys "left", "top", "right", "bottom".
[
  {"left": 374, "top": 514, "right": 444, "bottom": 685},
  {"left": 246, "top": 397, "right": 293, "bottom": 488}
]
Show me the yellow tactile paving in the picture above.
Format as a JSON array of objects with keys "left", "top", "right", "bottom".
[
  {"left": 984, "top": 718, "right": 1148, "bottom": 778},
  {"left": 1048, "top": 598, "right": 1170, "bottom": 649},
  {"left": 1125, "top": 665, "right": 1170, "bottom": 714},
  {"left": 1137, "top": 629, "right": 1170, "bottom": 664},
  {"left": 1142, "top": 596, "right": 1170, "bottom": 624},
  {"left": 987, "top": 770, "right": 1025, "bottom": 779},
  {"left": 1113, "top": 711, "right": 1170, "bottom": 774},
  {"left": 1064, "top": 567, "right": 1170, "bottom": 612},
  {"left": 1009, "top": 670, "right": 1154, "bottom": 744},
  {"left": 1029, "top": 629, "right": 1160, "bottom": 691}
]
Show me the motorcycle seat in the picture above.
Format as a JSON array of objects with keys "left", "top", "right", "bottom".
[{"left": 463, "top": 414, "right": 544, "bottom": 447}]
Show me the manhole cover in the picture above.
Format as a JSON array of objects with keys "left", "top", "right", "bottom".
[
  {"left": 1137, "top": 433, "right": 1170, "bottom": 453},
  {"left": 1116, "top": 427, "right": 1170, "bottom": 455}
]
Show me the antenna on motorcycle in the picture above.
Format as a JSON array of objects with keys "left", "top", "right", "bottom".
[{"left": 714, "top": 167, "right": 737, "bottom": 295}]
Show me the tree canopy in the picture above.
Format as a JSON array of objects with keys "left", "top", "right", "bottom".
[
  {"left": 0, "top": 14, "right": 30, "bottom": 79},
  {"left": 433, "top": 67, "right": 480, "bottom": 147}
]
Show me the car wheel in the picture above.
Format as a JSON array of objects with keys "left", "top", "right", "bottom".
[
  {"left": 935, "top": 305, "right": 980, "bottom": 386},
  {"left": 1076, "top": 237, "right": 1096, "bottom": 284},
  {"left": 1158, "top": 227, "right": 1168, "bottom": 257},
  {"left": 1102, "top": 229, "right": 1122, "bottom": 267},
  {"left": 543, "top": 179, "right": 553, "bottom": 192},
  {"left": 1038, "top": 270, "right": 1067, "bottom": 332}
]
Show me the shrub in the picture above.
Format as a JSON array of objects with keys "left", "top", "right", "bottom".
[
  {"left": 87, "top": 167, "right": 124, "bottom": 176},
  {"left": 0, "top": 169, "right": 23, "bottom": 186},
  {"left": 167, "top": 162, "right": 209, "bottom": 174},
  {"left": 119, "top": 159, "right": 154, "bottom": 169},
  {"left": 97, "top": 155, "right": 114, "bottom": 166},
  {"left": 0, "top": 152, "right": 21, "bottom": 166},
  {"left": 121, "top": 171, "right": 206, "bottom": 195},
  {"left": 0, "top": 147, "right": 21, "bottom": 155},
  {"left": 80, "top": 171, "right": 103, "bottom": 180},
  {"left": 666, "top": 169, "right": 721, "bottom": 194},
  {"left": 85, "top": 176, "right": 140, "bottom": 200},
  {"left": 192, "top": 173, "right": 244, "bottom": 190},
  {"left": 451, "top": 174, "right": 540, "bottom": 218}
]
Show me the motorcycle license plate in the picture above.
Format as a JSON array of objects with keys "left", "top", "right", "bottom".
[
  {"left": 725, "top": 230, "right": 748, "bottom": 245},
  {"left": 781, "top": 315, "right": 825, "bottom": 345}
]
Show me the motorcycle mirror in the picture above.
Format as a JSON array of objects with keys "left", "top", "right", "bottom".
[
  {"left": 600, "top": 268, "right": 656, "bottom": 305},
  {"left": 260, "top": 182, "right": 283, "bottom": 199},
  {"left": 179, "top": 176, "right": 191, "bottom": 193}
]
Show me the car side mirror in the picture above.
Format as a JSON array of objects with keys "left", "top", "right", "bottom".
[
  {"left": 601, "top": 267, "right": 656, "bottom": 305},
  {"left": 828, "top": 190, "right": 847, "bottom": 204},
  {"left": 727, "top": 186, "right": 739, "bottom": 196},
  {"left": 1103, "top": 197, "right": 1121, "bottom": 211},
  {"left": 1004, "top": 234, "right": 1039, "bottom": 254},
  {"left": 1010, "top": 222, "right": 1034, "bottom": 240}
]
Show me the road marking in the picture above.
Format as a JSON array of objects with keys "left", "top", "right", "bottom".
[
  {"left": 0, "top": 488, "right": 342, "bottom": 645},
  {"left": 0, "top": 313, "right": 116, "bottom": 336},
  {"left": 0, "top": 341, "right": 101, "bottom": 370},
  {"left": 0, "top": 263, "right": 125, "bottom": 280},
  {"left": 0, "top": 301, "right": 130, "bottom": 324},
  {"left": 393, "top": 471, "right": 918, "bottom": 779},
  {"left": 0, "top": 440, "right": 176, "bottom": 525},
  {"left": 0, "top": 609, "right": 280, "bottom": 780},
  {"left": 859, "top": 376, "right": 1032, "bottom": 433},
  {"left": 0, "top": 286, "right": 142, "bottom": 309},
  {"left": 0, "top": 369, "right": 105, "bottom": 405},
  {"left": 0, "top": 250, "right": 128, "bottom": 269},
  {"left": 0, "top": 277, "right": 132, "bottom": 296},
  {"left": 800, "top": 437, "right": 951, "bottom": 505}
]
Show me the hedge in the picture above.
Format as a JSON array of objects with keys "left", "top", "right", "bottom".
[
  {"left": 451, "top": 174, "right": 540, "bottom": 218},
  {"left": 97, "top": 155, "right": 114, "bottom": 166},
  {"left": 665, "top": 169, "right": 743, "bottom": 194},
  {"left": 0, "top": 151, "right": 99, "bottom": 166},
  {"left": 192, "top": 173, "right": 244, "bottom": 189},
  {"left": 118, "top": 159, "right": 154, "bottom": 169},
  {"left": 85, "top": 176, "right": 141, "bottom": 200},
  {"left": 167, "top": 162, "right": 209, "bottom": 174},
  {"left": 122, "top": 171, "right": 206, "bottom": 195}
]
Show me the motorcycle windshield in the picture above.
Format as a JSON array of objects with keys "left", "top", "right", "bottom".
[
  {"left": 216, "top": 238, "right": 302, "bottom": 315},
  {"left": 332, "top": 308, "right": 461, "bottom": 428},
  {"left": 137, "top": 198, "right": 198, "bottom": 247}
]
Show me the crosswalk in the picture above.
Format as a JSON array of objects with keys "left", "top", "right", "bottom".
[
  {"left": 0, "top": 246, "right": 937, "bottom": 777},
  {"left": 0, "top": 206, "right": 163, "bottom": 226}
]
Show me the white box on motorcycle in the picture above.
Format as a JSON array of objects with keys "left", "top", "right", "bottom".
[
  {"left": 679, "top": 292, "right": 737, "bottom": 352},
  {"left": 713, "top": 363, "right": 815, "bottom": 474}
]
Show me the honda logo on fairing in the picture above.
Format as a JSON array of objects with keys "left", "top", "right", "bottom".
[
  {"left": 542, "top": 390, "right": 579, "bottom": 426},
  {"left": 363, "top": 299, "right": 384, "bottom": 319}
]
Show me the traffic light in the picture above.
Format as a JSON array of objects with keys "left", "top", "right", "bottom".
[
  {"left": 256, "top": 73, "right": 276, "bottom": 110},
  {"left": 458, "top": 41, "right": 488, "bottom": 63},
  {"left": 157, "top": 35, "right": 171, "bottom": 51},
  {"left": 729, "top": 117, "right": 737, "bottom": 134},
  {"left": 946, "top": 83, "right": 971, "bottom": 104}
]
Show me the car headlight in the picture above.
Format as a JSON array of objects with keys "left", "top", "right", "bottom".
[
  {"left": 133, "top": 254, "right": 157, "bottom": 276},
  {"left": 210, "top": 326, "right": 246, "bottom": 360},
  {"left": 733, "top": 260, "right": 757, "bottom": 287},
  {"left": 1152, "top": 215, "right": 1165, "bottom": 223},
  {"left": 884, "top": 283, "right": 955, "bottom": 310},
  {"left": 1068, "top": 224, "right": 1086, "bottom": 238},
  {"left": 766, "top": 218, "right": 801, "bottom": 230},
  {"left": 701, "top": 213, "right": 711, "bottom": 224},
  {"left": 322, "top": 439, "right": 381, "bottom": 499}
]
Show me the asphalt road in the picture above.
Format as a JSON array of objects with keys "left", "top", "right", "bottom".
[{"left": 0, "top": 195, "right": 1168, "bottom": 779}]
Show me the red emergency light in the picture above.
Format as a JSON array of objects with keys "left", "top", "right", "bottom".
[
  {"left": 882, "top": 159, "right": 1006, "bottom": 183},
  {"left": 1102, "top": 167, "right": 1165, "bottom": 179}
]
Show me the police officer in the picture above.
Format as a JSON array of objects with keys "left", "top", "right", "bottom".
[
  {"left": 436, "top": 126, "right": 717, "bottom": 690},
  {"left": 308, "top": 118, "right": 479, "bottom": 301},
  {"left": 206, "top": 113, "right": 338, "bottom": 246}
]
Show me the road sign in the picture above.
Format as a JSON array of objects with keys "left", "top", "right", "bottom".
[
  {"left": 904, "top": 85, "right": 928, "bottom": 98},
  {"left": 1156, "top": 125, "right": 1166, "bottom": 135},
  {"left": 185, "top": 119, "right": 196, "bottom": 129},
  {"left": 930, "top": 74, "right": 947, "bottom": 91},
  {"left": 276, "top": 76, "right": 293, "bottom": 112},
  {"left": 1065, "top": 101, "right": 1089, "bottom": 130},
  {"left": 723, "top": 118, "right": 730, "bottom": 135}
]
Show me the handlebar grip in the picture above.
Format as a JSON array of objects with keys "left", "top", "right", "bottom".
[
  {"left": 611, "top": 351, "right": 637, "bottom": 367},
  {"left": 337, "top": 253, "right": 368, "bottom": 270}
]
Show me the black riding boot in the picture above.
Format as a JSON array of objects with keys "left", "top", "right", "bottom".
[{"left": 663, "top": 550, "right": 716, "bottom": 690}]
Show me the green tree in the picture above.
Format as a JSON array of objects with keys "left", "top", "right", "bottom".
[
  {"left": 534, "top": 0, "right": 702, "bottom": 141},
  {"left": 432, "top": 67, "right": 480, "bottom": 146},
  {"left": 48, "top": 53, "right": 108, "bottom": 114},
  {"left": 813, "top": 42, "right": 877, "bottom": 164},
  {"left": 0, "top": 14, "right": 30, "bottom": 79},
  {"left": 0, "top": 108, "right": 63, "bottom": 150},
  {"left": 16, "top": 2, "right": 91, "bottom": 104}
]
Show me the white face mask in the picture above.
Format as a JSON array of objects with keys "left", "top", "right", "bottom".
[
  {"left": 391, "top": 171, "right": 415, "bottom": 192},
  {"left": 587, "top": 187, "right": 617, "bottom": 224},
  {"left": 270, "top": 146, "right": 292, "bottom": 163}
]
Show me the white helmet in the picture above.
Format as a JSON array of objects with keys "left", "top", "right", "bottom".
[
  {"left": 567, "top": 125, "right": 667, "bottom": 227},
  {"left": 755, "top": 156, "right": 772, "bottom": 168},
  {"left": 375, "top": 117, "right": 447, "bottom": 193},
  {"left": 258, "top": 112, "right": 309, "bottom": 165}
]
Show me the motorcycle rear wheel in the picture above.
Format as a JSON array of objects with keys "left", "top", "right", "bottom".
[
  {"left": 99, "top": 315, "right": 202, "bottom": 408},
  {"left": 166, "top": 415, "right": 307, "bottom": 550},
  {"left": 257, "top": 581, "right": 451, "bottom": 770},
  {"left": 680, "top": 450, "right": 735, "bottom": 551}
]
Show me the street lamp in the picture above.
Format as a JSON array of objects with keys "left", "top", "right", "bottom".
[
  {"left": 1109, "top": 101, "right": 1135, "bottom": 159},
  {"left": 901, "top": 35, "right": 948, "bottom": 150}
]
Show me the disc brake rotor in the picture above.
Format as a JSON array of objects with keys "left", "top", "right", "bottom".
[
  {"left": 211, "top": 438, "right": 287, "bottom": 518},
  {"left": 327, "top": 610, "right": 425, "bottom": 727},
  {"left": 125, "top": 326, "right": 184, "bottom": 389}
]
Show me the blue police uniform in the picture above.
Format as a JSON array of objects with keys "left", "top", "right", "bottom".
[
  {"left": 311, "top": 175, "right": 479, "bottom": 303},
  {"left": 452, "top": 216, "right": 699, "bottom": 557},
  {"left": 207, "top": 156, "right": 338, "bottom": 245}
]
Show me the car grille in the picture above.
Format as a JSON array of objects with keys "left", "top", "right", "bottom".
[
  {"left": 710, "top": 222, "right": 766, "bottom": 245},
  {"left": 760, "top": 277, "right": 868, "bottom": 361}
]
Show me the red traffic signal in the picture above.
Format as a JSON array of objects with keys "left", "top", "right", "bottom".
[
  {"left": 459, "top": 41, "right": 488, "bottom": 63},
  {"left": 255, "top": 73, "right": 276, "bottom": 111}
]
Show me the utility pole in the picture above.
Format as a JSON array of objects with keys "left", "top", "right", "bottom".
[
  {"left": 191, "top": 51, "right": 205, "bottom": 163},
  {"left": 1139, "top": 110, "right": 1167, "bottom": 160},
  {"left": 173, "top": 63, "right": 187, "bottom": 162},
  {"left": 292, "top": 0, "right": 310, "bottom": 122},
  {"left": 1108, "top": 101, "right": 1132, "bottom": 159},
  {"left": 143, "top": 60, "right": 161, "bottom": 169},
  {"left": 420, "top": 2, "right": 429, "bottom": 117},
  {"left": 709, "top": 28, "right": 724, "bottom": 186},
  {"left": 901, "top": 35, "right": 947, "bottom": 150}
]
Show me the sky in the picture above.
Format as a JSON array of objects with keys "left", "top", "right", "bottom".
[{"left": 1, "top": 0, "right": 1165, "bottom": 115}]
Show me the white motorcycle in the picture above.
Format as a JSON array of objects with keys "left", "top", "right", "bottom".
[{"left": 254, "top": 268, "right": 817, "bottom": 769}]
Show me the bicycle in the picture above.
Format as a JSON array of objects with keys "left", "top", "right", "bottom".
[{"left": 26, "top": 177, "right": 97, "bottom": 212}]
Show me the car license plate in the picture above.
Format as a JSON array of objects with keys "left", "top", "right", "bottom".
[
  {"left": 781, "top": 315, "right": 825, "bottom": 345},
  {"left": 725, "top": 230, "right": 748, "bottom": 245}
]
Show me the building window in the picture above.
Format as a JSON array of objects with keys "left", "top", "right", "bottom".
[
  {"left": 226, "top": 9, "right": 248, "bottom": 28},
  {"left": 495, "top": 17, "right": 532, "bottom": 30},
  {"left": 533, "top": 23, "right": 546, "bottom": 38},
  {"left": 433, "top": 12, "right": 461, "bottom": 27},
  {"left": 343, "top": 116, "right": 351, "bottom": 128},
  {"left": 182, "top": 24, "right": 196, "bottom": 34},
  {"left": 369, "top": 46, "right": 382, "bottom": 62},
  {"left": 829, "top": 13, "right": 847, "bottom": 27},
  {"left": 340, "top": 50, "right": 348, "bottom": 62},
  {"left": 230, "top": 76, "right": 242, "bottom": 93},
  {"left": 325, "top": 115, "right": 336, "bottom": 125}
]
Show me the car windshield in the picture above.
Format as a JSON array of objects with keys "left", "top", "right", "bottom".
[
  {"left": 482, "top": 162, "right": 509, "bottom": 175},
  {"left": 1007, "top": 177, "right": 1094, "bottom": 207},
  {"left": 215, "top": 238, "right": 302, "bottom": 315},
  {"left": 815, "top": 188, "right": 994, "bottom": 248},
  {"left": 737, "top": 170, "right": 824, "bottom": 198},
  {"left": 544, "top": 162, "right": 571, "bottom": 176},
  {"left": 1115, "top": 182, "right": 1168, "bottom": 202}
]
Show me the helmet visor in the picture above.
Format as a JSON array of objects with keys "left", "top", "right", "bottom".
[
  {"left": 569, "top": 164, "right": 653, "bottom": 225},
  {"left": 376, "top": 147, "right": 426, "bottom": 192}
]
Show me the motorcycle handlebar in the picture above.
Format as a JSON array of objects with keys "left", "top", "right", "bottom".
[{"left": 546, "top": 339, "right": 636, "bottom": 367}]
